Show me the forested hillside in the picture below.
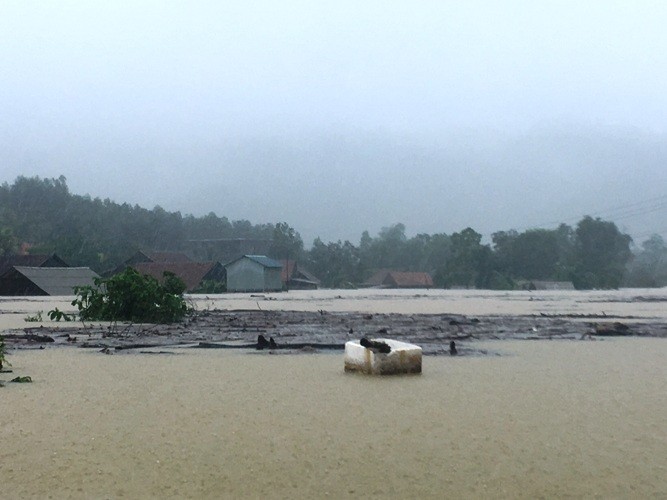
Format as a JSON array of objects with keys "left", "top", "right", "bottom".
[
  {"left": 1, "top": 176, "right": 665, "bottom": 289},
  {"left": 0, "top": 176, "right": 277, "bottom": 271}
]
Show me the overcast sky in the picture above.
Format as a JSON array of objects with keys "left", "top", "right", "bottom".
[{"left": 1, "top": 1, "right": 666, "bottom": 245}]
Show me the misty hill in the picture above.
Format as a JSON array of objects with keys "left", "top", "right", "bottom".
[
  {"left": 1, "top": 175, "right": 665, "bottom": 289},
  {"left": 0, "top": 176, "right": 280, "bottom": 272},
  {"left": 7, "top": 127, "right": 664, "bottom": 245}
]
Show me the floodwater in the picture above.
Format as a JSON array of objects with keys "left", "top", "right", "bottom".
[
  {"left": 1, "top": 290, "right": 666, "bottom": 498},
  {"left": 2, "top": 287, "right": 667, "bottom": 331},
  {"left": 1, "top": 339, "right": 666, "bottom": 498}
]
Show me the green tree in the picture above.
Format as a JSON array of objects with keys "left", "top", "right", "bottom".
[
  {"left": 0, "top": 226, "right": 18, "bottom": 257},
  {"left": 269, "top": 222, "right": 304, "bottom": 261},
  {"left": 439, "top": 228, "right": 491, "bottom": 288},
  {"left": 572, "top": 216, "right": 632, "bottom": 289},
  {"left": 492, "top": 228, "right": 561, "bottom": 280},
  {"left": 72, "top": 268, "right": 188, "bottom": 323},
  {"left": 624, "top": 234, "right": 667, "bottom": 287},
  {"left": 307, "top": 238, "right": 361, "bottom": 287}
]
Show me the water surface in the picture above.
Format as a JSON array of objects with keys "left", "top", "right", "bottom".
[{"left": 1, "top": 338, "right": 665, "bottom": 498}]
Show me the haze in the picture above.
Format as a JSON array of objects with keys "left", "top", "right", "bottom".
[{"left": 2, "top": 1, "right": 666, "bottom": 245}]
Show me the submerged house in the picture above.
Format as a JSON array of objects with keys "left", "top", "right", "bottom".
[
  {"left": 363, "top": 270, "right": 434, "bottom": 289},
  {"left": 0, "top": 253, "right": 69, "bottom": 277},
  {"left": 520, "top": 280, "right": 575, "bottom": 291},
  {"left": 130, "top": 261, "right": 225, "bottom": 292},
  {"left": 106, "top": 250, "right": 193, "bottom": 276},
  {"left": 124, "top": 250, "right": 192, "bottom": 265},
  {"left": 281, "top": 260, "right": 321, "bottom": 290},
  {"left": 0, "top": 266, "right": 99, "bottom": 296},
  {"left": 225, "top": 255, "right": 283, "bottom": 292}
]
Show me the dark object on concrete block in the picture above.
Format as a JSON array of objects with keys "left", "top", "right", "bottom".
[{"left": 360, "top": 337, "right": 391, "bottom": 353}]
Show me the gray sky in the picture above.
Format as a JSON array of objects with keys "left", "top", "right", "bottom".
[{"left": 2, "top": 1, "right": 666, "bottom": 245}]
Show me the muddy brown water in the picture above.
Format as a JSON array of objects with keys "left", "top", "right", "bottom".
[
  {"left": 1, "top": 338, "right": 666, "bottom": 499},
  {"left": 2, "top": 290, "right": 666, "bottom": 498}
]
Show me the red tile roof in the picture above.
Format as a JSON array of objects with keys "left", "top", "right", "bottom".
[
  {"left": 384, "top": 271, "right": 433, "bottom": 288},
  {"left": 364, "top": 270, "right": 433, "bottom": 288},
  {"left": 131, "top": 262, "right": 221, "bottom": 292},
  {"left": 364, "top": 270, "right": 392, "bottom": 287}
]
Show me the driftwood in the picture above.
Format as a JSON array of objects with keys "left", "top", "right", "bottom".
[
  {"left": 5, "top": 309, "right": 665, "bottom": 356},
  {"left": 194, "top": 341, "right": 345, "bottom": 350},
  {"left": 114, "top": 343, "right": 178, "bottom": 351},
  {"left": 5, "top": 333, "right": 55, "bottom": 343},
  {"left": 594, "top": 322, "right": 632, "bottom": 336}
]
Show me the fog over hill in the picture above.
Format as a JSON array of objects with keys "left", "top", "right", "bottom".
[
  {"left": 3, "top": 126, "right": 665, "bottom": 245},
  {"left": 2, "top": 1, "right": 666, "bottom": 245}
]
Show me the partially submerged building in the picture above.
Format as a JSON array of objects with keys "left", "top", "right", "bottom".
[
  {"left": 363, "top": 270, "right": 434, "bottom": 289},
  {"left": 0, "top": 266, "right": 99, "bottom": 296},
  {"left": 106, "top": 250, "right": 192, "bottom": 276},
  {"left": 281, "top": 260, "right": 321, "bottom": 290},
  {"left": 130, "top": 261, "right": 225, "bottom": 292},
  {"left": 519, "top": 280, "right": 575, "bottom": 291},
  {"left": 0, "top": 253, "right": 69, "bottom": 277},
  {"left": 225, "top": 255, "right": 283, "bottom": 292},
  {"left": 124, "top": 250, "right": 192, "bottom": 265}
]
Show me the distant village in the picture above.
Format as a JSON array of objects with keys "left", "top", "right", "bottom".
[
  {"left": 0, "top": 243, "right": 456, "bottom": 296},
  {"left": 2, "top": 176, "right": 666, "bottom": 294}
]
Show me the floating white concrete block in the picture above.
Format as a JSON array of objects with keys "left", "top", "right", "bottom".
[{"left": 344, "top": 339, "right": 422, "bottom": 375}]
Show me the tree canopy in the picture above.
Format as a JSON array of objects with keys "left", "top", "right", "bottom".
[{"left": 0, "top": 175, "right": 658, "bottom": 289}]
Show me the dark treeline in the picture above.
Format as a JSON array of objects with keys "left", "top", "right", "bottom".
[
  {"left": 1, "top": 176, "right": 666, "bottom": 289},
  {"left": 0, "top": 176, "right": 276, "bottom": 270}
]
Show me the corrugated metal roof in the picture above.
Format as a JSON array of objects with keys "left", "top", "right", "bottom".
[
  {"left": 245, "top": 255, "right": 283, "bottom": 268},
  {"left": 13, "top": 266, "right": 99, "bottom": 296},
  {"left": 226, "top": 255, "right": 283, "bottom": 269},
  {"left": 0, "top": 254, "right": 68, "bottom": 276}
]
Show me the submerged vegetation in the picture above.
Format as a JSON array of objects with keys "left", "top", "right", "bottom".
[
  {"left": 24, "top": 311, "right": 43, "bottom": 322},
  {"left": 0, "top": 175, "right": 665, "bottom": 290},
  {"left": 0, "top": 334, "right": 9, "bottom": 370},
  {"left": 47, "top": 308, "right": 75, "bottom": 322},
  {"left": 72, "top": 268, "right": 188, "bottom": 324}
]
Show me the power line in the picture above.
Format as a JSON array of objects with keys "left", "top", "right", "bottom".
[
  {"left": 631, "top": 227, "right": 667, "bottom": 241},
  {"left": 589, "top": 194, "right": 667, "bottom": 220},
  {"left": 509, "top": 194, "right": 667, "bottom": 233}
]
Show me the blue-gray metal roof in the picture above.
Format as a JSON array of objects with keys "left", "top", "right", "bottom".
[{"left": 243, "top": 255, "right": 283, "bottom": 268}]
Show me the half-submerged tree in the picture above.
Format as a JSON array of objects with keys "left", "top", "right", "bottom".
[
  {"left": 572, "top": 216, "right": 632, "bottom": 289},
  {"left": 72, "top": 268, "right": 188, "bottom": 324}
]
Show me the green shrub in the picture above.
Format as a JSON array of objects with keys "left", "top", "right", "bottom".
[
  {"left": 47, "top": 308, "right": 75, "bottom": 321},
  {"left": 24, "top": 311, "right": 43, "bottom": 322},
  {"left": 0, "top": 335, "right": 10, "bottom": 370},
  {"left": 72, "top": 268, "right": 188, "bottom": 324}
]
